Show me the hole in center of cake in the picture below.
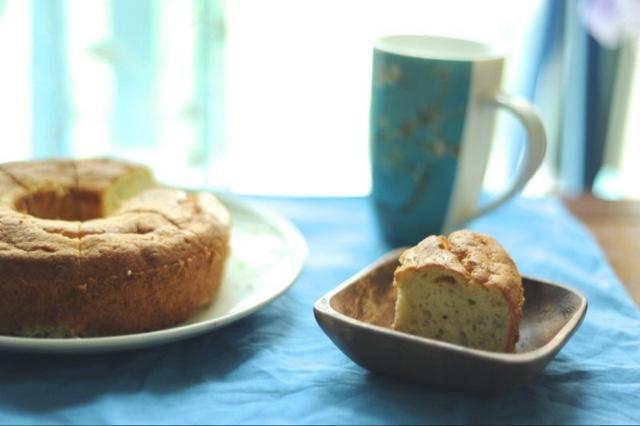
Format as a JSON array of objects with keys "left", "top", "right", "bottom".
[
  {"left": 14, "top": 189, "right": 106, "bottom": 221},
  {"left": 11, "top": 165, "right": 156, "bottom": 221}
]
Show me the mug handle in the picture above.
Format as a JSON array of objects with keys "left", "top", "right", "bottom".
[{"left": 464, "top": 93, "right": 547, "bottom": 222}]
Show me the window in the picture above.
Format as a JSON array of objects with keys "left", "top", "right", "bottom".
[
  {"left": 223, "top": 0, "right": 545, "bottom": 195},
  {"left": 2, "top": 0, "right": 637, "bottom": 198}
]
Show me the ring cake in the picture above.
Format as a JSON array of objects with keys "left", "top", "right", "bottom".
[
  {"left": 0, "top": 158, "right": 231, "bottom": 337},
  {"left": 392, "top": 230, "right": 524, "bottom": 352}
]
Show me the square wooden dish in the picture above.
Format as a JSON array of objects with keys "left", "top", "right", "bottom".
[{"left": 313, "top": 249, "right": 588, "bottom": 394}]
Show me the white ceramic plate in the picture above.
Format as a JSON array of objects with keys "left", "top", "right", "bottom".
[{"left": 0, "top": 196, "right": 307, "bottom": 354}]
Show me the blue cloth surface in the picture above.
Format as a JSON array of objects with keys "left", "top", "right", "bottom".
[{"left": 0, "top": 197, "right": 638, "bottom": 425}]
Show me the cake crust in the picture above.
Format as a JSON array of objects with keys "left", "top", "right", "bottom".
[
  {"left": 394, "top": 230, "right": 524, "bottom": 352},
  {"left": 0, "top": 158, "right": 230, "bottom": 337}
]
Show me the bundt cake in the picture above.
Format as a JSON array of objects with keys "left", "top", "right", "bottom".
[{"left": 0, "top": 158, "right": 230, "bottom": 337}]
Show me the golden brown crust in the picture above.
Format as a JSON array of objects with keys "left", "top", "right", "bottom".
[
  {"left": 0, "top": 158, "right": 230, "bottom": 337},
  {"left": 0, "top": 159, "right": 76, "bottom": 191},
  {"left": 395, "top": 230, "right": 524, "bottom": 351}
]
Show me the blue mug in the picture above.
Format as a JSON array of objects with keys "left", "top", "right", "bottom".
[{"left": 370, "top": 35, "right": 546, "bottom": 246}]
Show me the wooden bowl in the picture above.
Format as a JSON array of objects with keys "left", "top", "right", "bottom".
[{"left": 314, "top": 249, "right": 588, "bottom": 393}]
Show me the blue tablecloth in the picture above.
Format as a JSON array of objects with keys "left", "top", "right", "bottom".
[{"left": 1, "top": 197, "right": 639, "bottom": 425}]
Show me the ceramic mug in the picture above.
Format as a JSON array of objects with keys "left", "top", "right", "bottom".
[{"left": 370, "top": 35, "right": 546, "bottom": 246}]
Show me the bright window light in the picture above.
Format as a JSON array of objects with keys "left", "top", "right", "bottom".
[
  {"left": 223, "top": 0, "right": 544, "bottom": 196},
  {"left": 0, "top": 1, "right": 31, "bottom": 162}
]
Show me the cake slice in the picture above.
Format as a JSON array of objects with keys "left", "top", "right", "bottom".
[{"left": 392, "top": 230, "right": 524, "bottom": 352}]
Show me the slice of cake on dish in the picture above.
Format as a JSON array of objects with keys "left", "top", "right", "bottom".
[{"left": 392, "top": 230, "right": 524, "bottom": 352}]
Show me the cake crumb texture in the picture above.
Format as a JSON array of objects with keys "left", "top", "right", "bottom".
[{"left": 393, "top": 230, "right": 524, "bottom": 352}]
